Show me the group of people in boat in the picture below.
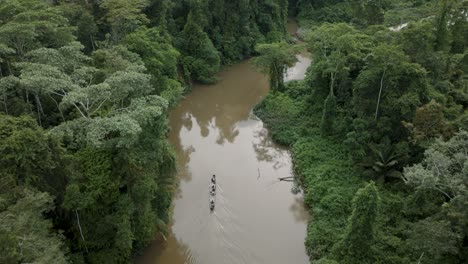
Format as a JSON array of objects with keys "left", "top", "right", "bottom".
[{"left": 209, "top": 174, "right": 216, "bottom": 211}]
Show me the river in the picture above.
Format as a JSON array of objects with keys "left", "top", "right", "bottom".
[{"left": 137, "top": 20, "right": 312, "bottom": 264}]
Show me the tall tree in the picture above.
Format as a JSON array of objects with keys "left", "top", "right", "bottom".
[
  {"left": 123, "top": 26, "right": 179, "bottom": 86},
  {"left": 449, "top": 0, "right": 468, "bottom": 53},
  {"left": 403, "top": 130, "right": 467, "bottom": 201},
  {"left": 252, "top": 42, "right": 298, "bottom": 92},
  {"left": 350, "top": 0, "right": 389, "bottom": 26},
  {"left": 352, "top": 44, "right": 427, "bottom": 122},
  {"left": 308, "top": 23, "right": 372, "bottom": 133},
  {"left": 0, "top": 114, "right": 68, "bottom": 264},
  {"left": 0, "top": 0, "right": 74, "bottom": 59},
  {"left": 178, "top": 10, "right": 220, "bottom": 83},
  {"left": 320, "top": 92, "right": 337, "bottom": 135},
  {"left": 0, "top": 114, "right": 56, "bottom": 190},
  {"left": 0, "top": 189, "right": 68, "bottom": 264},
  {"left": 100, "top": 0, "right": 150, "bottom": 42},
  {"left": 434, "top": 0, "right": 454, "bottom": 52},
  {"left": 331, "top": 182, "right": 380, "bottom": 264}
]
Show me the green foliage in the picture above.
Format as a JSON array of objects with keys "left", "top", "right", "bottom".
[
  {"left": 405, "top": 218, "right": 461, "bottom": 263},
  {"left": 352, "top": 44, "right": 427, "bottom": 122},
  {"left": 100, "top": 0, "right": 150, "bottom": 42},
  {"left": 64, "top": 147, "right": 114, "bottom": 210},
  {"left": 0, "top": 0, "right": 292, "bottom": 262},
  {"left": 360, "top": 140, "right": 403, "bottom": 183},
  {"left": 0, "top": 0, "right": 74, "bottom": 58},
  {"left": 254, "top": 90, "right": 302, "bottom": 145},
  {"left": 331, "top": 182, "right": 380, "bottom": 264},
  {"left": 449, "top": 0, "right": 468, "bottom": 53},
  {"left": 306, "top": 22, "right": 372, "bottom": 103},
  {"left": 434, "top": 0, "right": 453, "bottom": 52},
  {"left": 0, "top": 114, "right": 55, "bottom": 190},
  {"left": 314, "top": 259, "right": 339, "bottom": 264},
  {"left": 256, "top": 89, "right": 362, "bottom": 261},
  {"left": 0, "top": 118, "right": 67, "bottom": 263},
  {"left": 350, "top": 0, "right": 390, "bottom": 26},
  {"left": 320, "top": 93, "right": 336, "bottom": 135},
  {"left": 384, "top": 0, "right": 437, "bottom": 27},
  {"left": 163, "top": 0, "right": 288, "bottom": 64},
  {"left": 403, "top": 130, "right": 467, "bottom": 201},
  {"left": 401, "top": 21, "right": 444, "bottom": 79},
  {"left": 294, "top": 136, "right": 361, "bottom": 261},
  {"left": 0, "top": 0, "right": 182, "bottom": 261},
  {"left": 403, "top": 99, "right": 449, "bottom": 145},
  {"left": 177, "top": 11, "right": 220, "bottom": 83},
  {"left": 58, "top": 3, "right": 98, "bottom": 52},
  {"left": 256, "top": 2, "right": 468, "bottom": 263},
  {"left": 0, "top": 0, "right": 465, "bottom": 263},
  {"left": 296, "top": 1, "right": 353, "bottom": 25},
  {"left": 252, "top": 42, "right": 298, "bottom": 92},
  {"left": 204, "top": 0, "right": 288, "bottom": 62},
  {"left": 0, "top": 189, "right": 68, "bottom": 264},
  {"left": 1, "top": 42, "right": 175, "bottom": 262},
  {"left": 124, "top": 26, "right": 179, "bottom": 83}
]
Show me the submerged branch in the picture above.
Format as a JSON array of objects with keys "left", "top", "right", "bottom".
[{"left": 278, "top": 176, "right": 295, "bottom": 182}]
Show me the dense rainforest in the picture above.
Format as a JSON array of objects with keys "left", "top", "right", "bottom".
[
  {"left": 0, "top": 0, "right": 289, "bottom": 263},
  {"left": 0, "top": 0, "right": 467, "bottom": 264},
  {"left": 255, "top": 0, "right": 468, "bottom": 263}
]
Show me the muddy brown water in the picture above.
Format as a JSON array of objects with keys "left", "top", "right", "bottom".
[{"left": 137, "top": 20, "right": 312, "bottom": 264}]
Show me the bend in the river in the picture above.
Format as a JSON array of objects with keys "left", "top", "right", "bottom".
[{"left": 137, "top": 19, "right": 312, "bottom": 264}]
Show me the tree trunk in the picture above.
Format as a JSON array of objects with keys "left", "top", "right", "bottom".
[
  {"left": 330, "top": 72, "right": 335, "bottom": 96},
  {"left": 75, "top": 209, "right": 89, "bottom": 253},
  {"left": 417, "top": 252, "right": 425, "bottom": 264},
  {"left": 7, "top": 61, "right": 12, "bottom": 75},
  {"left": 375, "top": 68, "right": 386, "bottom": 121},
  {"left": 49, "top": 95, "right": 64, "bottom": 121},
  {"left": 35, "top": 94, "right": 44, "bottom": 126},
  {"left": 90, "top": 34, "right": 96, "bottom": 51},
  {"left": 35, "top": 93, "right": 44, "bottom": 115},
  {"left": 3, "top": 95, "right": 8, "bottom": 114}
]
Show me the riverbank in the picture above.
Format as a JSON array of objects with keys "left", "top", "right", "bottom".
[
  {"left": 254, "top": 80, "right": 363, "bottom": 261},
  {"left": 256, "top": 1, "right": 468, "bottom": 263},
  {"left": 137, "top": 51, "right": 310, "bottom": 264}
]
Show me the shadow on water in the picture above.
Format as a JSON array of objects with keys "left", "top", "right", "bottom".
[{"left": 136, "top": 224, "right": 197, "bottom": 264}]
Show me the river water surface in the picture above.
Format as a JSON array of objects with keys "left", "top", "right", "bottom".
[{"left": 137, "top": 20, "right": 311, "bottom": 264}]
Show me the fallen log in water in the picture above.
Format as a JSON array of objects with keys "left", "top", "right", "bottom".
[{"left": 278, "top": 176, "right": 294, "bottom": 182}]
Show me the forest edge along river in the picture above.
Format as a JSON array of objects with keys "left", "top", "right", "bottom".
[{"left": 137, "top": 19, "right": 312, "bottom": 264}]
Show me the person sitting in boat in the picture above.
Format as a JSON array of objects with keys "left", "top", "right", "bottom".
[
  {"left": 211, "top": 174, "right": 216, "bottom": 184},
  {"left": 210, "top": 198, "right": 215, "bottom": 210},
  {"left": 210, "top": 184, "right": 216, "bottom": 195}
]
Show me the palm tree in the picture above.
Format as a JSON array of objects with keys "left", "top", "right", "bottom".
[{"left": 361, "top": 140, "right": 402, "bottom": 183}]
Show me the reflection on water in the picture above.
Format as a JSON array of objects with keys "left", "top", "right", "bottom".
[
  {"left": 285, "top": 54, "right": 311, "bottom": 82},
  {"left": 137, "top": 229, "right": 194, "bottom": 263},
  {"left": 171, "top": 62, "right": 269, "bottom": 145},
  {"left": 289, "top": 196, "right": 310, "bottom": 223},
  {"left": 137, "top": 20, "right": 311, "bottom": 264},
  {"left": 252, "top": 126, "right": 290, "bottom": 170},
  {"left": 285, "top": 18, "right": 311, "bottom": 83}
]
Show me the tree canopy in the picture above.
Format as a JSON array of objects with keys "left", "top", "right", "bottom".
[
  {"left": 0, "top": 0, "right": 290, "bottom": 262},
  {"left": 255, "top": 0, "right": 468, "bottom": 263},
  {"left": 252, "top": 42, "right": 298, "bottom": 92}
]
